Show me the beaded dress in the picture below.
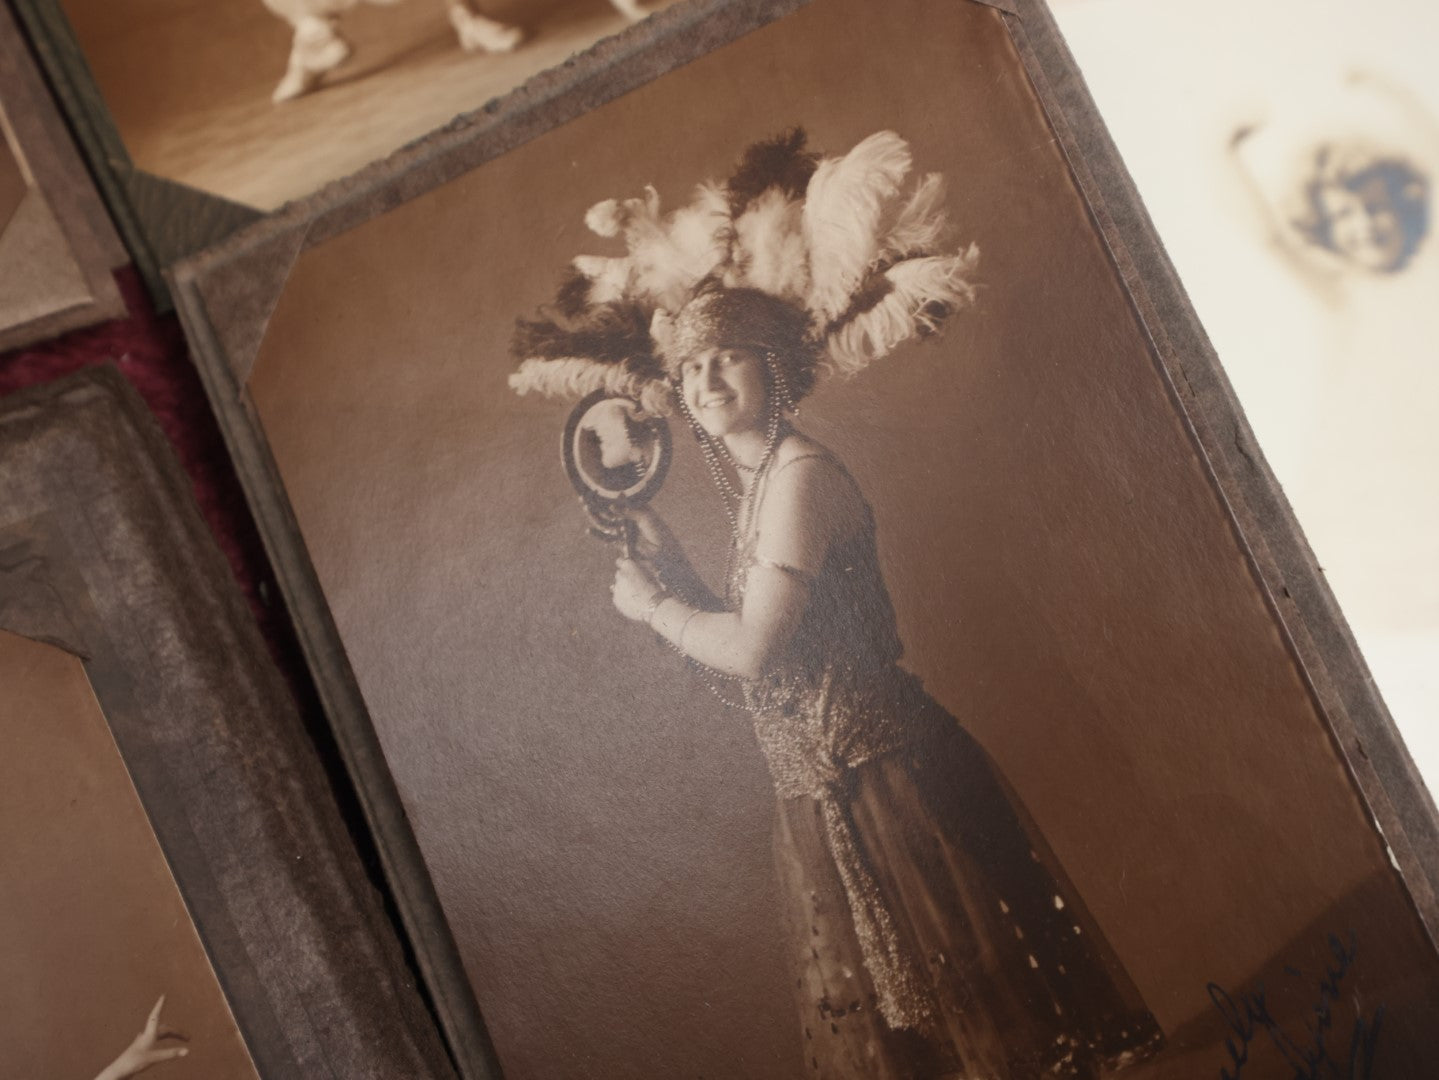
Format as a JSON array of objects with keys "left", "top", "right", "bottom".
[{"left": 731, "top": 450, "right": 1164, "bottom": 1079}]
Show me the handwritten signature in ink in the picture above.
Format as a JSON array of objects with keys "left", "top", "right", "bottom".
[{"left": 1208, "top": 931, "right": 1384, "bottom": 1080}]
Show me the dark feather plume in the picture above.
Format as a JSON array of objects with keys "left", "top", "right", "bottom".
[
  {"left": 726, "top": 128, "right": 819, "bottom": 216},
  {"left": 825, "top": 267, "right": 896, "bottom": 335},
  {"left": 553, "top": 266, "right": 595, "bottom": 319},
  {"left": 512, "top": 300, "right": 663, "bottom": 379}
]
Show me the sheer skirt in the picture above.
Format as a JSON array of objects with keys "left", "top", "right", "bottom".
[{"left": 769, "top": 716, "right": 1163, "bottom": 1079}]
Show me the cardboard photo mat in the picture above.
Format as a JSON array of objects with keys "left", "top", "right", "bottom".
[
  {"left": 170, "top": 1, "right": 1439, "bottom": 1076},
  {"left": 0, "top": 629, "right": 261, "bottom": 1080},
  {"left": 0, "top": 369, "right": 457, "bottom": 1080},
  {"left": 0, "top": 0, "right": 125, "bottom": 351},
  {"left": 8, "top": 0, "right": 682, "bottom": 304}
]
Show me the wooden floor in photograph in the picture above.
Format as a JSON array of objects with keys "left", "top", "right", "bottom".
[{"left": 113, "top": 2, "right": 676, "bottom": 210}]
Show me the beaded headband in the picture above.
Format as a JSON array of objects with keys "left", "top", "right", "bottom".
[
  {"left": 509, "top": 128, "right": 979, "bottom": 415},
  {"left": 652, "top": 286, "right": 820, "bottom": 397}
]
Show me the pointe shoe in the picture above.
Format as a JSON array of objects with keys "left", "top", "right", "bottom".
[
  {"left": 272, "top": 17, "right": 351, "bottom": 103},
  {"left": 272, "top": 65, "right": 318, "bottom": 103},
  {"left": 449, "top": 10, "right": 524, "bottom": 53},
  {"left": 293, "top": 16, "right": 351, "bottom": 69}
]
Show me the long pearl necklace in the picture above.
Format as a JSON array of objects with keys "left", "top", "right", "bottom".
[
  {"left": 665, "top": 354, "right": 801, "bottom": 708},
  {"left": 677, "top": 397, "right": 782, "bottom": 605},
  {"left": 671, "top": 393, "right": 783, "bottom": 711}
]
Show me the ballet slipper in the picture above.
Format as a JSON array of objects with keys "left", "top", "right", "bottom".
[
  {"left": 272, "top": 15, "right": 351, "bottom": 103},
  {"left": 448, "top": 8, "right": 524, "bottom": 53},
  {"left": 272, "top": 63, "right": 316, "bottom": 103}
]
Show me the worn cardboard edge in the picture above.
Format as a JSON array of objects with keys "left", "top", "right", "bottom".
[
  {"left": 0, "top": 367, "right": 460, "bottom": 1079},
  {"left": 171, "top": 0, "right": 1439, "bottom": 1066},
  {"left": 1006, "top": 0, "right": 1439, "bottom": 935},
  {"left": 0, "top": 497, "right": 91, "bottom": 651},
  {"left": 0, "top": 1, "right": 126, "bottom": 348},
  {"left": 173, "top": 0, "right": 808, "bottom": 302},
  {"left": 181, "top": 216, "right": 310, "bottom": 388},
  {"left": 0, "top": 259, "right": 114, "bottom": 355},
  {"left": 125, "top": 169, "right": 264, "bottom": 267},
  {"left": 170, "top": 259, "right": 505, "bottom": 1080},
  {"left": 0, "top": 191, "right": 119, "bottom": 354},
  {"left": 6, "top": 0, "right": 168, "bottom": 304},
  {"left": 967, "top": 0, "right": 1022, "bottom": 15},
  {"left": 0, "top": 5, "right": 125, "bottom": 272},
  {"left": 0, "top": 575, "right": 88, "bottom": 658},
  {"left": 0, "top": 624, "right": 86, "bottom": 657},
  {"left": 6, "top": 7, "right": 258, "bottom": 303},
  {"left": 0, "top": 109, "right": 36, "bottom": 232}
]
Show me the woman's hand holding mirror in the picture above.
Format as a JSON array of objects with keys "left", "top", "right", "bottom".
[{"left": 611, "top": 556, "right": 664, "bottom": 623}]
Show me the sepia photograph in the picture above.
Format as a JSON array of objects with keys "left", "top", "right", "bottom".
[
  {"left": 508, "top": 124, "right": 1167, "bottom": 1077},
  {"left": 0, "top": 629, "right": 259, "bottom": 1080},
  {"left": 48, "top": 0, "right": 681, "bottom": 210},
  {"left": 178, "top": 0, "right": 1439, "bottom": 1076}
]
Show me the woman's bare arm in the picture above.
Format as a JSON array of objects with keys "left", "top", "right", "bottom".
[
  {"left": 614, "top": 454, "right": 860, "bottom": 679},
  {"left": 644, "top": 564, "right": 805, "bottom": 680}
]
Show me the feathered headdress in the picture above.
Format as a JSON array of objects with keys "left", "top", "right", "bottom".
[{"left": 509, "top": 128, "right": 979, "bottom": 414}]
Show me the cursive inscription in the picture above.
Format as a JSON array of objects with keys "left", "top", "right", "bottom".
[{"left": 1209, "top": 932, "right": 1384, "bottom": 1080}]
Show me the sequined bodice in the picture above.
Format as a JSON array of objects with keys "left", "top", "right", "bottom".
[{"left": 735, "top": 456, "right": 930, "bottom": 800}]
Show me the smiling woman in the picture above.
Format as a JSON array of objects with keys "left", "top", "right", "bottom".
[
  {"left": 680, "top": 345, "right": 768, "bottom": 439},
  {"left": 509, "top": 129, "right": 1164, "bottom": 1079}
]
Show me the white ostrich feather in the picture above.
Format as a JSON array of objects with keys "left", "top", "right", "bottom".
[
  {"left": 881, "top": 172, "right": 949, "bottom": 259},
  {"left": 514, "top": 130, "right": 978, "bottom": 412},
  {"left": 508, "top": 357, "right": 673, "bottom": 415},
  {"left": 584, "top": 186, "right": 661, "bottom": 238},
  {"left": 572, "top": 183, "right": 728, "bottom": 311},
  {"left": 825, "top": 247, "right": 980, "bottom": 376},
  {"left": 585, "top": 199, "right": 626, "bottom": 238},
  {"left": 573, "top": 254, "right": 631, "bottom": 305},
  {"left": 628, "top": 182, "right": 730, "bottom": 311},
  {"left": 803, "top": 131, "right": 913, "bottom": 325},
  {"left": 649, "top": 308, "right": 677, "bottom": 363},
  {"left": 725, "top": 188, "right": 810, "bottom": 303}
]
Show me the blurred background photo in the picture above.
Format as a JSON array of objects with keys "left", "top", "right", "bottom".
[
  {"left": 1054, "top": 0, "right": 1439, "bottom": 793},
  {"left": 55, "top": 0, "right": 679, "bottom": 209}
]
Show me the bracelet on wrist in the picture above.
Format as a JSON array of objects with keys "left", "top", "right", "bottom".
[{"left": 642, "top": 588, "right": 670, "bottom": 626}]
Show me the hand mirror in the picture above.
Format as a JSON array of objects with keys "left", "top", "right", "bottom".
[{"left": 562, "top": 391, "right": 672, "bottom": 551}]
